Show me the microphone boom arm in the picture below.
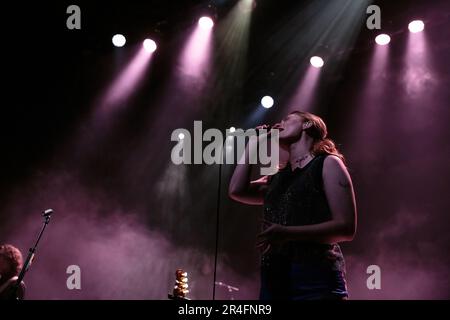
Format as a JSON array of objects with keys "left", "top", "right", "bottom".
[{"left": 11, "top": 209, "right": 53, "bottom": 300}]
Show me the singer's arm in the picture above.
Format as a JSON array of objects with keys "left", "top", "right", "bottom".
[
  {"left": 229, "top": 136, "right": 267, "bottom": 205},
  {"left": 289, "top": 156, "right": 356, "bottom": 242}
]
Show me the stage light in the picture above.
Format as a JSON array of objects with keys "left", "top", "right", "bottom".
[
  {"left": 408, "top": 20, "right": 424, "bottom": 33},
  {"left": 178, "top": 133, "right": 185, "bottom": 140},
  {"left": 229, "top": 127, "right": 236, "bottom": 133},
  {"left": 375, "top": 34, "right": 391, "bottom": 46},
  {"left": 143, "top": 39, "right": 157, "bottom": 53},
  {"left": 198, "top": 17, "right": 214, "bottom": 30},
  {"left": 310, "top": 56, "right": 324, "bottom": 68},
  {"left": 261, "top": 96, "right": 274, "bottom": 109},
  {"left": 112, "top": 34, "right": 126, "bottom": 47}
]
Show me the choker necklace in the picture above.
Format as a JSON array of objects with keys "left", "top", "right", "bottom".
[{"left": 293, "top": 153, "right": 313, "bottom": 164}]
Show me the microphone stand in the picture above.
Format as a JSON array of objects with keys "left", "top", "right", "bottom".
[
  {"left": 212, "top": 140, "right": 224, "bottom": 301},
  {"left": 212, "top": 130, "right": 234, "bottom": 300},
  {"left": 11, "top": 209, "right": 53, "bottom": 300}
]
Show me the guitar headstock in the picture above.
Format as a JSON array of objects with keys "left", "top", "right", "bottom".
[{"left": 168, "top": 269, "right": 190, "bottom": 300}]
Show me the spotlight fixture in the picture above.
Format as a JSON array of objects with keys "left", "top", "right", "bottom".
[
  {"left": 310, "top": 56, "right": 324, "bottom": 68},
  {"left": 261, "top": 96, "right": 274, "bottom": 109},
  {"left": 375, "top": 34, "right": 391, "bottom": 46},
  {"left": 112, "top": 34, "right": 126, "bottom": 47},
  {"left": 408, "top": 20, "right": 425, "bottom": 33},
  {"left": 143, "top": 39, "right": 157, "bottom": 53},
  {"left": 198, "top": 17, "right": 214, "bottom": 30}
]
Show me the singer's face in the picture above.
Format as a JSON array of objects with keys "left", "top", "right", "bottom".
[{"left": 274, "top": 113, "right": 304, "bottom": 142}]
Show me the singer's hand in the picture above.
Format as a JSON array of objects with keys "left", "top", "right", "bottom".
[
  {"left": 256, "top": 123, "right": 283, "bottom": 136},
  {"left": 254, "top": 124, "right": 273, "bottom": 140},
  {"left": 256, "top": 219, "right": 288, "bottom": 254},
  {"left": 255, "top": 124, "right": 271, "bottom": 130}
]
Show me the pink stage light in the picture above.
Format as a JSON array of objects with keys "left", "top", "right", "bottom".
[
  {"left": 408, "top": 20, "right": 425, "bottom": 33},
  {"left": 179, "top": 18, "right": 213, "bottom": 80},
  {"left": 198, "top": 17, "right": 214, "bottom": 30},
  {"left": 287, "top": 65, "right": 320, "bottom": 113},
  {"left": 101, "top": 49, "right": 153, "bottom": 111},
  {"left": 143, "top": 39, "right": 157, "bottom": 53},
  {"left": 375, "top": 34, "right": 391, "bottom": 46},
  {"left": 310, "top": 56, "right": 324, "bottom": 68}
]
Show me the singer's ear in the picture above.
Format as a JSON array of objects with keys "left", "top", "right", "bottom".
[{"left": 302, "top": 121, "right": 312, "bottom": 129}]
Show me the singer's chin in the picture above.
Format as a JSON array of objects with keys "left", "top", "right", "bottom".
[{"left": 278, "top": 135, "right": 293, "bottom": 146}]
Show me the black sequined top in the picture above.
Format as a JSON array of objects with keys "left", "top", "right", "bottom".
[{"left": 262, "top": 154, "right": 346, "bottom": 271}]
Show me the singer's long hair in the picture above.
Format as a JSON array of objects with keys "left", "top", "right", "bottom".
[
  {"left": 0, "top": 244, "right": 23, "bottom": 282},
  {"left": 289, "top": 111, "right": 345, "bottom": 162}
]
